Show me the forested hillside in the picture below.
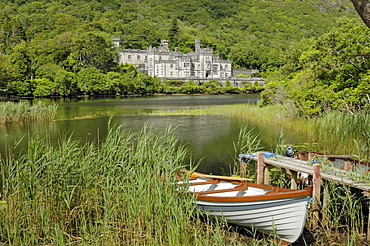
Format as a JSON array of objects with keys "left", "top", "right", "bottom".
[
  {"left": 0, "top": 0, "right": 360, "bottom": 97},
  {"left": 260, "top": 17, "right": 370, "bottom": 116}
]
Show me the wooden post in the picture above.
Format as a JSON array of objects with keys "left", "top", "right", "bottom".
[
  {"left": 285, "top": 169, "right": 297, "bottom": 190},
  {"left": 291, "top": 171, "right": 298, "bottom": 190},
  {"left": 312, "top": 163, "right": 321, "bottom": 228},
  {"left": 343, "top": 161, "right": 352, "bottom": 171},
  {"left": 368, "top": 200, "right": 370, "bottom": 241},
  {"left": 257, "top": 152, "right": 265, "bottom": 185},
  {"left": 264, "top": 166, "right": 270, "bottom": 185},
  {"left": 313, "top": 164, "right": 322, "bottom": 202},
  {"left": 365, "top": 191, "right": 370, "bottom": 241},
  {"left": 322, "top": 181, "right": 329, "bottom": 228},
  {"left": 239, "top": 155, "right": 246, "bottom": 178}
]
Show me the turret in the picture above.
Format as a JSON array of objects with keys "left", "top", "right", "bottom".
[
  {"left": 195, "top": 38, "right": 201, "bottom": 53},
  {"left": 160, "top": 40, "right": 169, "bottom": 51},
  {"left": 112, "top": 37, "right": 120, "bottom": 48}
]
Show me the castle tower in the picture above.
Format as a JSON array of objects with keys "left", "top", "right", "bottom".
[
  {"left": 195, "top": 38, "right": 201, "bottom": 53},
  {"left": 112, "top": 37, "right": 120, "bottom": 48},
  {"left": 159, "top": 40, "right": 169, "bottom": 51}
]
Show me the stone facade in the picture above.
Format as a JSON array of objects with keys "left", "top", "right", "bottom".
[{"left": 118, "top": 39, "right": 232, "bottom": 79}]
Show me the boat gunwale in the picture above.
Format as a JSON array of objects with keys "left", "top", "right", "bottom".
[
  {"left": 195, "top": 186, "right": 312, "bottom": 202},
  {"left": 178, "top": 170, "right": 312, "bottom": 202}
]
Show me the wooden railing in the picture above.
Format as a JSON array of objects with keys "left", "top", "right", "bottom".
[{"left": 239, "top": 152, "right": 370, "bottom": 240}]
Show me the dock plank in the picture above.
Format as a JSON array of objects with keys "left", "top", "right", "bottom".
[{"left": 240, "top": 153, "right": 370, "bottom": 193}]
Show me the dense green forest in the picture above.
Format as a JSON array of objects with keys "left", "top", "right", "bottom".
[
  {"left": 0, "top": 0, "right": 363, "bottom": 101},
  {"left": 260, "top": 17, "right": 370, "bottom": 116}
]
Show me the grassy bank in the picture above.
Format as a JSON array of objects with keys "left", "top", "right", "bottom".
[
  {"left": 206, "top": 104, "right": 369, "bottom": 242},
  {"left": 219, "top": 104, "right": 370, "bottom": 160},
  {"left": 0, "top": 101, "right": 58, "bottom": 125},
  {"left": 0, "top": 123, "right": 266, "bottom": 245},
  {"left": 1, "top": 103, "right": 368, "bottom": 245},
  {"left": 153, "top": 103, "right": 370, "bottom": 161},
  {"left": 149, "top": 104, "right": 370, "bottom": 244}
]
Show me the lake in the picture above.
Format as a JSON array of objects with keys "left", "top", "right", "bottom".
[{"left": 0, "top": 95, "right": 310, "bottom": 175}]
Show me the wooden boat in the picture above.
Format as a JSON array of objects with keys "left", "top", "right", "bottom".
[{"left": 178, "top": 170, "right": 312, "bottom": 244}]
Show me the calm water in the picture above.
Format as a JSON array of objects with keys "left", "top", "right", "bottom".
[{"left": 0, "top": 95, "right": 309, "bottom": 174}]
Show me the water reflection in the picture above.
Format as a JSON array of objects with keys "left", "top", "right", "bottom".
[{"left": 0, "top": 95, "right": 309, "bottom": 175}]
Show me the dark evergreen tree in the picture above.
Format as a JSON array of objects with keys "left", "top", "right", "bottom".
[{"left": 168, "top": 18, "right": 179, "bottom": 50}]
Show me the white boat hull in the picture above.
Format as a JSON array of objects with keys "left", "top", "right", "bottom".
[
  {"left": 178, "top": 173, "right": 312, "bottom": 243},
  {"left": 196, "top": 196, "right": 309, "bottom": 243}
]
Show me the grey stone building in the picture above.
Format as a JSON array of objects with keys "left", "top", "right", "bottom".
[
  {"left": 117, "top": 39, "right": 232, "bottom": 80},
  {"left": 114, "top": 38, "right": 265, "bottom": 87}
]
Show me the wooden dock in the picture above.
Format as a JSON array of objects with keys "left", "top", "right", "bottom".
[{"left": 239, "top": 152, "right": 370, "bottom": 240}]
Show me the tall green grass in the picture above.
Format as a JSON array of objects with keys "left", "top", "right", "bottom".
[
  {"left": 203, "top": 104, "right": 370, "bottom": 161},
  {"left": 321, "top": 182, "right": 365, "bottom": 234},
  {"left": 310, "top": 112, "right": 370, "bottom": 160},
  {"left": 307, "top": 181, "right": 367, "bottom": 244},
  {"left": 200, "top": 104, "right": 369, "bottom": 241},
  {"left": 0, "top": 101, "right": 58, "bottom": 125},
  {"left": 230, "top": 125, "right": 263, "bottom": 178},
  {"left": 0, "top": 123, "right": 261, "bottom": 245}
]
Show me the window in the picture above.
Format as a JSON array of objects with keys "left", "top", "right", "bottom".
[
  {"left": 170, "top": 64, "right": 174, "bottom": 69},
  {"left": 137, "top": 55, "right": 141, "bottom": 59},
  {"left": 128, "top": 55, "right": 131, "bottom": 59}
]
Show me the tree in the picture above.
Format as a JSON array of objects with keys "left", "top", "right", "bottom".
[
  {"left": 9, "top": 41, "right": 33, "bottom": 80},
  {"left": 350, "top": 0, "right": 370, "bottom": 29},
  {"left": 70, "top": 33, "right": 116, "bottom": 73},
  {"left": 260, "top": 18, "right": 370, "bottom": 116},
  {"left": 36, "top": 63, "right": 62, "bottom": 81},
  {"left": 54, "top": 69, "right": 76, "bottom": 96},
  {"left": 0, "top": 54, "right": 21, "bottom": 89},
  {"left": 7, "top": 80, "right": 32, "bottom": 97},
  {"left": 0, "top": 12, "right": 26, "bottom": 54},
  {"left": 76, "top": 66, "right": 107, "bottom": 95},
  {"left": 106, "top": 71, "right": 124, "bottom": 95},
  {"left": 168, "top": 18, "right": 179, "bottom": 50},
  {"left": 33, "top": 78, "right": 57, "bottom": 97}
]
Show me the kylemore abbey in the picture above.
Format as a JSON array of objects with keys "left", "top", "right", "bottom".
[{"left": 113, "top": 38, "right": 264, "bottom": 87}]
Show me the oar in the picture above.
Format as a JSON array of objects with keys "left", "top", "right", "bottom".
[{"left": 182, "top": 170, "right": 253, "bottom": 181}]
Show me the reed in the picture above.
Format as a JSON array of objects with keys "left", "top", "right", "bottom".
[
  {"left": 0, "top": 101, "right": 58, "bottom": 125},
  {"left": 230, "top": 125, "right": 263, "bottom": 178},
  {"left": 0, "top": 122, "right": 261, "bottom": 245},
  {"left": 201, "top": 104, "right": 370, "bottom": 161},
  {"left": 149, "top": 103, "right": 370, "bottom": 159},
  {"left": 200, "top": 104, "right": 369, "bottom": 241},
  {"left": 308, "top": 180, "right": 366, "bottom": 243},
  {"left": 310, "top": 112, "right": 370, "bottom": 159}
]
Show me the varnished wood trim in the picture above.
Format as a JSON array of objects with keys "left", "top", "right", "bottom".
[
  {"left": 188, "top": 179, "right": 220, "bottom": 186},
  {"left": 195, "top": 186, "right": 312, "bottom": 202},
  {"left": 195, "top": 183, "right": 249, "bottom": 195}
]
